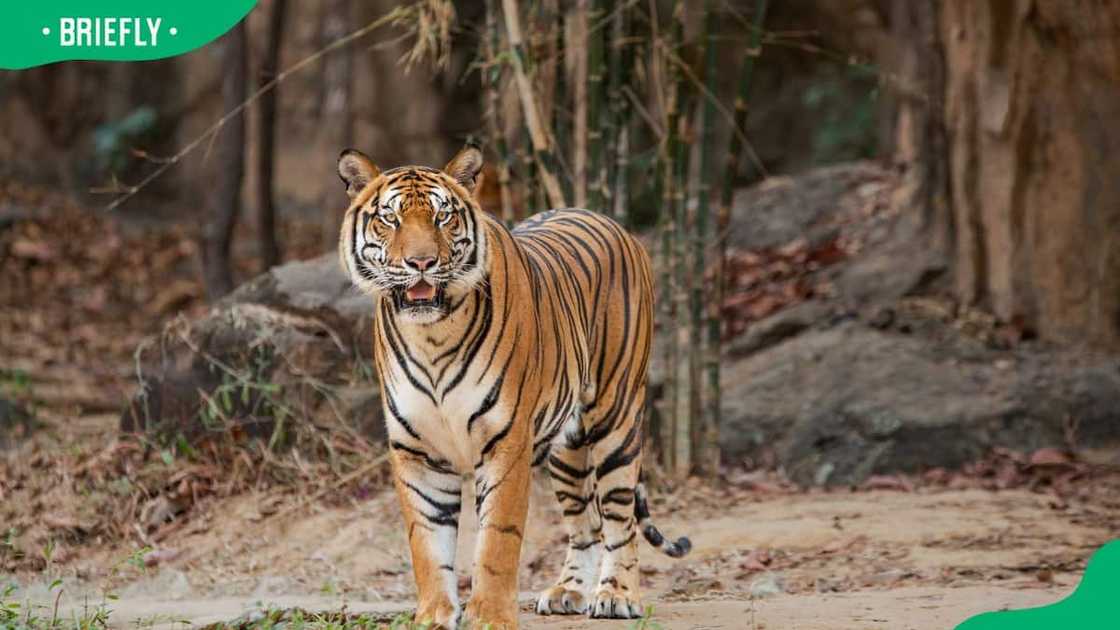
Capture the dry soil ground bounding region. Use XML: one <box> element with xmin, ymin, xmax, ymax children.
<box><xmin>11</xmin><ymin>471</ymin><xmax>1117</xmax><ymax>630</ymax></box>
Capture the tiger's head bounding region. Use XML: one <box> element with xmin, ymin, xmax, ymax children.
<box><xmin>337</xmin><ymin>145</ymin><xmax>487</xmax><ymax>324</ymax></box>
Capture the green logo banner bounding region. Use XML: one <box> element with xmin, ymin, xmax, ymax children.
<box><xmin>957</xmin><ymin>540</ymin><xmax>1119</xmax><ymax>629</ymax></box>
<box><xmin>0</xmin><ymin>1</ymin><xmax>258</xmax><ymax>69</ymax></box>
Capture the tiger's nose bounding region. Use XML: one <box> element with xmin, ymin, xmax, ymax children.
<box><xmin>404</xmin><ymin>255</ymin><xmax>437</xmax><ymax>272</ymax></box>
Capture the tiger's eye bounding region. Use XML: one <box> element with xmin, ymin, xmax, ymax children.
<box><xmin>377</xmin><ymin>205</ymin><xmax>398</xmax><ymax>227</ymax></box>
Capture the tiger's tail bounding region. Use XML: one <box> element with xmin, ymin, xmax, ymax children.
<box><xmin>634</xmin><ymin>482</ymin><xmax>692</xmax><ymax>558</ymax></box>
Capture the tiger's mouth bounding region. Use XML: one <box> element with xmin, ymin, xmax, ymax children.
<box><xmin>393</xmin><ymin>279</ymin><xmax>447</xmax><ymax>312</ymax></box>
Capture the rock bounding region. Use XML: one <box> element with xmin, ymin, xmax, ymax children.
<box><xmin>120</xmin><ymin>254</ymin><xmax>383</xmax><ymax>446</ymax></box>
<box><xmin>749</xmin><ymin>572</ymin><xmax>786</xmax><ymax>598</ymax></box>
<box><xmin>866</xmin><ymin>306</ymin><xmax>895</xmax><ymax>330</ymax></box>
<box><xmin>709</xmin><ymin>163</ymin><xmax>1120</xmax><ymax>484</ymax></box>
<box><xmin>725</xmin><ymin>300</ymin><xmax>835</xmax><ymax>359</ymax></box>
<box><xmin>726</xmin><ymin>162</ymin><xmax>891</xmax><ymax>252</ymax></box>
<box><xmin>828</xmin><ymin>214</ymin><xmax>947</xmax><ymax>307</ymax></box>
<box><xmin>725</xmin><ymin>159</ymin><xmax>945</xmax><ymax>311</ymax></box>
<box><xmin>815</xmin><ymin>576</ymin><xmax>846</xmax><ymax>593</ymax></box>
<box><xmin>865</xmin><ymin>568</ymin><xmax>910</xmax><ymax>586</ymax></box>
<box><xmin>720</xmin><ymin>322</ymin><xmax>1120</xmax><ymax>486</ymax></box>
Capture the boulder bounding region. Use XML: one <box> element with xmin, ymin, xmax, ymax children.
<box><xmin>726</xmin><ymin>161</ymin><xmax>891</xmax><ymax>252</ymax></box>
<box><xmin>720</xmin><ymin>320</ymin><xmax>1120</xmax><ymax>486</ymax></box>
<box><xmin>713</xmin><ymin>159</ymin><xmax>1120</xmax><ymax>485</ymax></box>
<box><xmin>120</xmin><ymin>255</ymin><xmax>384</xmax><ymax>446</ymax></box>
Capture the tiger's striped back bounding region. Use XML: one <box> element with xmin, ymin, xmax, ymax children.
<box><xmin>509</xmin><ymin>209</ymin><xmax>653</xmax><ymax>458</ymax></box>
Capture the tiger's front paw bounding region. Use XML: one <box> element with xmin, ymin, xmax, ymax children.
<box><xmin>414</xmin><ymin>600</ymin><xmax>460</xmax><ymax>630</ymax></box>
<box><xmin>535</xmin><ymin>584</ymin><xmax>589</xmax><ymax>615</ymax></box>
<box><xmin>589</xmin><ymin>585</ymin><xmax>643</xmax><ymax>619</ymax></box>
<box><xmin>464</xmin><ymin>598</ymin><xmax>518</xmax><ymax>629</ymax></box>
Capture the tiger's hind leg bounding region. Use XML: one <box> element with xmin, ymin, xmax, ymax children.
<box><xmin>587</xmin><ymin>409</ymin><xmax>645</xmax><ymax>619</ymax></box>
<box><xmin>535</xmin><ymin>440</ymin><xmax>602</xmax><ymax>615</ymax></box>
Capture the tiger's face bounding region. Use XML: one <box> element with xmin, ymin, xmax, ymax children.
<box><xmin>338</xmin><ymin>146</ymin><xmax>487</xmax><ymax>324</ymax></box>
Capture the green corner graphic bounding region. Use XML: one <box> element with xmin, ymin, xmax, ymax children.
<box><xmin>0</xmin><ymin>1</ymin><xmax>258</xmax><ymax>69</ymax></box>
<box><xmin>957</xmin><ymin>540</ymin><xmax>1119</xmax><ymax>629</ymax></box>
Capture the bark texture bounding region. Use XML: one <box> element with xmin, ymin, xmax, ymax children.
<box><xmin>939</xmin><ymin>0</ymin><xmax>1120</xmax><ymax>349</ymax></box>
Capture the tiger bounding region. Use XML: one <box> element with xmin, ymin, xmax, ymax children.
<box><xmin>337</xmin><ymin>144</ymin><xmax>690</xmax><ymax>630</ymax></box>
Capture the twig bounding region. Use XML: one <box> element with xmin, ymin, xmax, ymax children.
<box><xmin>51</xmin><ymin>588</ymin><xmax>63</xmax><ymax>627</ymax></box>
<box><xmin>622</xmin><ymin>85</ymin><xmax>664</xmax><ymax>139</ymax></box>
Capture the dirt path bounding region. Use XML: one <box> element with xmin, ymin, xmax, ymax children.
<box><xmin>52</xmin><ymin>585</ymin><xmax>1061</xmax><ymax>630</ymax></box>
<box><xmin>18</xmin><ymin>479</ymin><xmax>1114</xmax><ymax>629</ymax></box>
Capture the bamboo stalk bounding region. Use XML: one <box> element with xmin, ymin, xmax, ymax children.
<box><xmin>709</xmin><ymin>0</ymin><xmax>769</xmax><ymax>471</ymax></box>
<box><xmin>572</xmin><ymin>0</ymin><xmax>589</xmax><ymax>207</ymax></box>
<box><xmin>667</xmin><ymin>0</ymin><xmax>692</xmax><ymax>480</ymax></box>
<box><xmin>501</xmin><ymin>0</ymin><xmax>567</xmax><ymax>209</ymax></box>
<box><xmin>718</xmin><ymin>0</ymin><xmax>768</xmax><ymax>220</ymax></box>
<box><xmin>612</xmin><ymin>126</ymin><xmax>630</xmax><ymax>222</ymax></box>
<box><xmin>538</xmin><ymin>0</ymin><xmax>558</xmax><ymax>150</ymax></box>
<box><xmin>586</xmin><ymin>0</ymin><xmax>608</xmax><ymax>211</ymax></box>
<box><xmin>521</xmin><ymin>126</ymin><xmax>540</xmax><ymax>212</ymax></box>
<box><xmin>605</xmin><ymin>0</ymin><xmax>629</xmax><ymax>220</ymax></box>
<box><xmin>690</xmin><ymin>0</ymin><xmax>719</xmax><ymax>476</ymax></box>
<box><xmin>483</xmin><ymin>0</ymin><xmax>515</xmax><ymax>224</ymax></box>
<box><xmin>549</xmin><ymin>0</ymin><xmax>572</xmax><ymax>204</ymax></box>
<box><xmin>653</xmin><ymin>0</ymin><xmax>678</xmax><ymax>474</ymax></box>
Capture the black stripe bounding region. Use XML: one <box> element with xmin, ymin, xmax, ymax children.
<box><xmin>467</xmin><ymin>372</ymin><xmax>504</xmax><ymax>433</ymax></box>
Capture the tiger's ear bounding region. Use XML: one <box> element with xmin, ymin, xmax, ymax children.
<box><xmin>337</xmin><ymin>149</ymin><xmax>380</xmax><ymax>199</ymax></box>
<box><xmin>443</xmin><ymin>144</ymin><xmax>484</xmax><ymax>193</ymax></box>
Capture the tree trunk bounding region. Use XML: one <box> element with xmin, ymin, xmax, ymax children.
<box><xmin>202</xmin><ymin>20</ymin><xmax>247</xmax><ymax>301</ymax></box>
<box><xmin>320</xmin><ymin>0</ymin><xmax>354</xmax><ymax>250</ymax></box>
<box><xmin>256</xmin><ymin>0</ymin><xmax>287</xmax><ymax>271</ymax></box>
<box><xmin>897</xmin><ymin>1</ymin><xmax>1120</xmax><ymax>350</ymax></box>
<box><xmin>886</xmin><ymin>0</ymin><xmax>949</xmax><ymax>252</ymax></box>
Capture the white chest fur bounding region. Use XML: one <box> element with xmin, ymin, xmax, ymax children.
<box><xmin>378</xmin><ymin>306</ymin><xmax>507</xmax><ymax>473</ymax></box>
<box><xmin>384</xmin><ymin>369</ymin><xmax>501</xmax><ymax>472</ymax></box>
